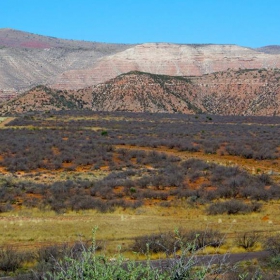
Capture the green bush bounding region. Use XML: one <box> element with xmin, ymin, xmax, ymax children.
<box><xmin>101</xmin><ymin>130</ymin><xmax>108</xmax><ymax>136</ymax></box>
<box><xmin>43</xmin><ymin>228</ymin><xmax>229</xmax><ymax>280</ymax></box>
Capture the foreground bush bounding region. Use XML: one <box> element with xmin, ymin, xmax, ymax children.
<box><xmin>33</xmin><ymin>228</ymin><xmax>234</xmax><ymax>279</ymax></box>
<box><xmin>131</xmin><ymin>229</ymin><xmax>224</xmax><ymax>256</ymax></box>
<box><xmin>1</xmin><ymin>228</ymin><xmax>278</xmax><ymax>279</ymax></box>
<box><xmin>0</xmin><ymin>246</ymin><xmax>26</xmax><ymax>272</ymax></box>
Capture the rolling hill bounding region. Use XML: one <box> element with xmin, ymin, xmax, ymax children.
<box><xmin>1</xmin><ymin>28</ymin><xmax>280</xmax><ymax>106</ymax></box>
<box><xmin>1</xmin><ymin>69</ymin><xmax>279</xmax><ymax>116</ymax></box>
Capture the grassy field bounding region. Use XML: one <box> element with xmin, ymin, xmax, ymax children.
<box><xmin>0</xmin><ymin>202</ymin><xmax>279</xmax><ymax>257</ymax></box>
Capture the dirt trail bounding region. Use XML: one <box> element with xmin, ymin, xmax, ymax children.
<box><xmin>0</xmin><ymin>117</ymin><xmax>15</xmax><ymax>127</ymax></box>
<box><xmin>115</xmin><ymin>145</ymin><xmax>280</xmax><ymax>181</ymax></box>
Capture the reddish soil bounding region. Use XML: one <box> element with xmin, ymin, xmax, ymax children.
<box><xmin>115</xmin><ymin>145</ymin><xmax>280</xmax><ymax>182</ymax></box>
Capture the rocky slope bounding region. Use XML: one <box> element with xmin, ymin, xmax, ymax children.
<box><xmin>0</xmin><ymin>29</ymin><xmax>133</xmax><ymax>98</ymax></box>
<box><xmin>190</xmin><ymin>68</ymin><xmax>280</xmax><ymax>115</ymax></box>
<box><xmin>1</xmin><ymin>69</ymin><xmax>279</xmax><ymax>116</ymax></box>
<box><xmin>0</xmin><ymin>28</ymin><xmax>130</xmax><ymax>50</ymax></box>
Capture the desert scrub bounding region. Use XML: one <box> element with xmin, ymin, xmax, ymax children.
<box><xmin>131</xmin><ymin>229</ymin><xmax>223</xmax><ymax>256</ymax></box>
<box><xmin>44</xmin><ymin>228</ymin><xmax>170</xmax><ymax>280</ymax></box>
<box><xmin>0</xmin><ymin>246</ymin><xmax>26</xmax><ymax>272</ymax></box>
<box><xmin>43</xmin><ymin>228</ymin><xmax>235</xmax><ymax>280</ymax></box>
<box><xmin>206</xmin><ymin>199</ymin><xmax>262</xmax><ymax>215</ymax></box>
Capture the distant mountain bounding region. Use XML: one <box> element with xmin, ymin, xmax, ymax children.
<box><xmin>1</xmin><ymin>69</ymin><xmax>279</xmax><ymax>116</ymax></box>
<box><xmin>1</xmin><ymin>29</ymin><xmax>280</xmax><ymax>104</ymax></box>
<box><xmin>0</xmin><ymin>29</ymin><xmax>133</xmax><ymax>97</ymax></box>
<box><xmin>255</xmin><ymin>45</ymin><xmax>280</xmax><ymax>54</ymax></box>
<box><xmin>0</xmin><ymin>28</ymin><xmax>132</xmax><ymax>50</ymax></box>
<box><xmin>51</xmin><ymin>43</ymin><xmax>280</xmax><ymax>90</ymax></box>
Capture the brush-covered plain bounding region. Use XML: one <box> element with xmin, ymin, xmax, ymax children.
<box><xmin>0</xmin><ymin>111</ymin><xmax>280</xmax><ymax>277</ymax></box>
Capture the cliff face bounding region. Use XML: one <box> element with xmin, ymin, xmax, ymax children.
<box><xmin>1</xmin><ymin>69</ymin><xmax>280</xmax><ymax>116</ymax></box>
<box><xmin>52</xmin><ymin>43</ymin><xmax>280</xmax><ymax>89</ymax></box>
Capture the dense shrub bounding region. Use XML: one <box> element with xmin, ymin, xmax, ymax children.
<box><xmin>264</xmin><ymin>234</ymin><xmax>280</xmax><ymax>256</ymax></box>
<box><xmin>207</xmin><ymin>200</ymin><xmax>262</xmax><ymax>215</ymax></box>
<box><xmin>0</xmin><ymin>246</ymin><xmax>26</xmax><ymax>272</ymax></box>
<box><xmin>0</xmin><ymin>111</ymin><xmax>279</xmax><ymax>214</ymax></box>
<box><xmin>132</xmin><ymin>231</ymin><xmax>177</xmax><ymax>255</ymax></box>
<box><xmin>131</xmin><ymin>228</ymin><xmax>223</xmax><ymax>255</ymax></box>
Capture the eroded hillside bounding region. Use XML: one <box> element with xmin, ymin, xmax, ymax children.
<box><xmin>1</xmin><ymin>69</ymin><xmax>279</xmax><ymax>116</ymax></box>
<box><xmin>1</xmin><ymin>29</ymin><xmax>280</xmax><ymax>103</ymax></box>
<box><xmin>52</xmin><ymin>43</ymin><xmax>280</xmax><ymax>90</ymax></box>
<box><xmin>0</xmin><ymin>29</ymin><xmax>133</xmax><ymax>97</ymax></box>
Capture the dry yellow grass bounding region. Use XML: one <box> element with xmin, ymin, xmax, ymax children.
<box><xmin>1</xmin><ymin>201</ymin><xmax>280</xmax><ymax>255</ymax></box>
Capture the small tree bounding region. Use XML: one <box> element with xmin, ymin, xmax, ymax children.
<box><xmin>235</xmin><ymin>231</ymin><xmax>260</xmax><ymax>250</ymax></box>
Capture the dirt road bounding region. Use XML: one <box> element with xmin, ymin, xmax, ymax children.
<box><xmin>149</xmin><ymin>250</ymin><xmax>270</xmax><ymax>269</ymax></box>
<box><xmin>0</xmin><ymin>117</ymin><xmax>14</xmax><ymax>127</ymax></box>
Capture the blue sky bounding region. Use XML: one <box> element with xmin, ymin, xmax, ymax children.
<box><xmin>0</xmin><ymin>0</ymin><xmax>279</xmax><ymax>47</ymax></box>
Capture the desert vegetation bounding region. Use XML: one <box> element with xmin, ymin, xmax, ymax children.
<box><xmin>0</xmin><ymin>112</ymin><xmax>279</xmax><ymax>213</ymax></box>
<box><xmin>0</xmin><ymin>228</ymin><xmax>279</xmax><ymax>279</ymax></box>
<box><xmin>0</xmin><ymin>110</ymin><xmax>279</xmax><ymax>277</ymax></box>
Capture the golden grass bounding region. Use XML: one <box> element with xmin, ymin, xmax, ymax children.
<box><xmin>1</xmin><ymin>201</ymin><xmax>280</xmax><ymax>255</ymax></box>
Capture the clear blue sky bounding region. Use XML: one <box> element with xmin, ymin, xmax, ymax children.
<box><xmin>0</xmin><ymin>0</ymin><xmax>279</xmax><ymax>47</ymax></box>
